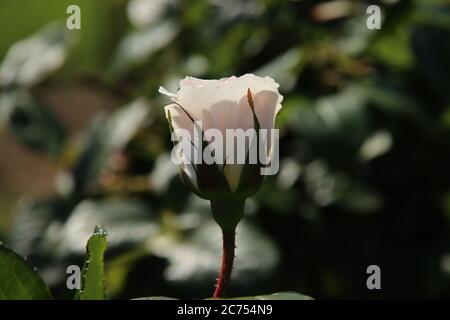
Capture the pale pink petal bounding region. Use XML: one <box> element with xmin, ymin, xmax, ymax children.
<box><xmin>162</xmin><ymin>74</ymin><xmax>284</xmax><ymax>193</ymax></box>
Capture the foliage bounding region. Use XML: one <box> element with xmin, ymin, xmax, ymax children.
<box><xmin>0</xmin><ymin>244</ymin><xmax>52</xmax><ymax>299</ymax></box>
<box><xmin>75</xmin><ymin>225</ymin><xmax>108</xmax><ymax>300</ymax></box>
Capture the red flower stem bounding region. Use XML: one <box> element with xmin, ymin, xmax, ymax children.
<box><xmin>210</xmin><ymin>198</ymin><xmax>244</xmax><ymax>299</ymax></box>
<box><xmin>213</xmin><ymin>227</ymin><xmax>236</xmax><ymax>298</ymax></box>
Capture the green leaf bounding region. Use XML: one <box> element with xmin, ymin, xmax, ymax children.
<box><xmin>228</xmin><ymin>292</ymin><xmax>313</xmax><ymax>300</ymax></box>
<box><xmin>0</xmin><ymin>244</ymin><xmax>52</xmax><ymax>300</ymax></box>
<box><xmin>9</xmin><ymin>198</ymin><xmax>157</xmax><ymax>290</ymax></box>
<box><xmin>76</xmin><ymin>226</ymin><xmax>108</xmax><ymax>300</ymax></box>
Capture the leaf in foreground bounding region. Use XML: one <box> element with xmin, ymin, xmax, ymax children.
<box><xmin>75</xmin><ymin>225</ymin><xmax>108</xmax><ymax>300</ymax></box>
<box><xmin>0</xmin><ymin>244</ymin><xmax>52</xmax><ymax>300</ymax></box>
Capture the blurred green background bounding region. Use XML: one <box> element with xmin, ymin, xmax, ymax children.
<box><xmin>1</xmin><ymin>0</ymin><xmax>450</xmax><ymax>299</ymax></box>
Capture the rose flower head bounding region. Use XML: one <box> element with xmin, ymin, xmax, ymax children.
<box><xmin>159</xmin><ymin>74</ymin><xmax>283</xmax><ymax>201</ymax></box>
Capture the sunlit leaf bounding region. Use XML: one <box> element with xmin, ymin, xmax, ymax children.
<box><xmin>0</xmin><ymin>22</ymin><xmax>74</xmax><ymax>88</ymax></box>
<box><xmin>110</xmin><ymin>20</ymin><xmax>178</xmax><ymax>75</ymax></box>
<box><xmin>75</xmin><ymin>225</ymin><xmax>108</xmax><ymax>300</ymax></box>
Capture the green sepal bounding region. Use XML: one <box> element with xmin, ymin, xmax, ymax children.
<box><xmin>171</xmin><ymin>102</ymin><xmax>231</xmax><ymax>199</ymax></box>
<box><xmin>75</xmin><ymin>225</ymin><xmax>108</xmax><ymax>300</ymax></box>
<box><xmin>234</xmin><ymin>89</ymin><xmax>265</xmax><ymax>197</ymax></box>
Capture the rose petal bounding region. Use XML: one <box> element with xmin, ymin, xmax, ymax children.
<box><xmin>162</xmin><ymin>74</ymin><xmax>283</xmax><ymax>194</ymax></box>
<box><xmin>159</xmin><ymin>86</ymin><xmax>177</xmax><ymax>98</ymax></box>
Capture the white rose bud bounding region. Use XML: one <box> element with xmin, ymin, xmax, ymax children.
<box><xmin>160</xmin><ymin>74</ymin><xmax>283</xmax><ymax>297</ymax></box>
<box><xmin>160</xmin><ymin>74</ymin><xmax>283</xmax><ymax>201</ymax></box>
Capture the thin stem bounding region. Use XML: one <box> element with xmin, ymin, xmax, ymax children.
<box><xmin>213</xmin><ymin>227</ymin><xmax>236</xmax><ymax>298</ymax></box>
<box><xmin>210</xmin><ymin>198</ymin><xmax>244</xmax><ymax>298</ymax></box>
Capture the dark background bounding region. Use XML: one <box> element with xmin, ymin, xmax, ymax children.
<box><xmin>1</xmin><ymin>0</ymin><xmax>450</xmax><ymax>299</ymax></box>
